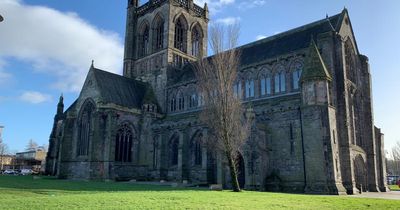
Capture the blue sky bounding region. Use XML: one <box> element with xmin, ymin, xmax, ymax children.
<box><xmin>0</xmin><ymin>0</ymin><xmax>399</xmax><ymax>153</ymax></box>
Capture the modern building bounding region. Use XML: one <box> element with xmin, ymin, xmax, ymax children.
<box><xmin>16</xmin><ymin>149</ymin><xmax>46</xmax><ymax>171</ymax></box>
<box><xmin>46</xmin><ymin>0</ymin><xmax>388</xmax><ymax>194</ymax></box>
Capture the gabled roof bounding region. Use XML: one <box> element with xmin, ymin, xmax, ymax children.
<box><xmin>170</xmin><ymin>10</ymin><xmax>346</xmax><ymax>84</ymax></box>
<box><xmin>300</xmin><ymin>39</ymin><xmax>332</xmax><ymax>82</ymax></box>
<box><xmin>90</xmin><ymin>67</ymin><xmax>150</xmax><ymax>109</ymax></box>
<box><xmin>239</xmin><ymin>12</ymin><xmax>342</xmax><ymax>66</ymax></box>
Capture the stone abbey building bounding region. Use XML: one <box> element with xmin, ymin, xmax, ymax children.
<box><xmin>46</xmin><ymin>0</ymin><xmax>388</xmax><ymax>194</ymax></box>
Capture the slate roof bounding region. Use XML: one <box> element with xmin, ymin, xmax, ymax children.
<box><xmin>171</xmin><ymin>10</ymin><xmax>345</xmax><ymax>84</ymax></box>
<box><xmin>300</xmin><ymin>39</ymin><xmax>332</xmax><ymax>82</ymax></box>
<box><xmin>91</xmin><ymin>67</ymin><xmax>153</xmax><ymax>109</ymax></box>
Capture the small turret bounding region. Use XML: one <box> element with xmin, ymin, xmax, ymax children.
<box><xmin>188</xmin><ymin>0</ymin><xmax>194</xmax><ymax>9</ymax></box>
<box><xmin>57</xmin><ymin>94</ymin><xmax>64</xmax><ymax>117</ymax></box>
<box><xmin>128</xmin><ymin>0</ymin><xmax>139</xmax><ymax>8</ymax></box>
<box><xmin>204</xmin><ymin>3</ymin><xmax>209</xmax><ymax>19</ymax></box>
<box><xmin>301</xmin><ymin>39</ymin><xmax>332</xmax><ymax>105</ymax></box>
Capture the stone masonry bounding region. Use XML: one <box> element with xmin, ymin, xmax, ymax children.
<box><xmin>46</xmin><ymin>1</ymin><xmax>388</xmax><ymax>195</ymax></box>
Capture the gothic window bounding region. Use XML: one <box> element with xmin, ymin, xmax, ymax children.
<box><xmin>138</xmin><ymin>24</ymin><xmax>149</xmax><ymax>57</ymax></box>
<box><xmin>189</xmin><ymin>93</ymin><xmax>197</xmax><ymax>108</ymax></box>
<box><xmin>260</xmin><ymin>77</ymin><xmax>271</xmax><ymax>96</ymax></box>
<box><xmin>169</xmin><ymin>134</ymin><xmax>179</xmax><ymax>166</ymax></box>
<box><xmin>178</xmin><ymin>92</ymin><xmax>185</xmax><ymax>111</ymax></box>
<box><xmin>274</xmin><ymin>68</ymin><xmax>286</xmax><ymax>93</ymax></box>
<box><xmin>292</xmin><ymin>62</ymin><xmax>303</xmax><ymax>90</ymax></box>
<box><xmin>174</xmin><ymin>16</ymin><xmax>187</xmax><ymax>53</ymax></box>
<box><xmin>191</xmin><ymin>26</ymin><xmax>202</xmax><ymax>58</ymax></box>
<box><xmin>153</xmin><ymin>17</ymin><xmax>164</xmax><ymax>51</ymax></box>
<box><xmin>245</xmin><ymin>79</ymin><xmax>255</xmax><ymax>98</ymax></box>
<box><xmin>345</xmin><ymin>39</ymin><xmax>356</xmax><ymax>82</ymax></box>
<box><xmin>114</xmin><ymin>124</ymin><xmax>133</xmax><ymax>162</ymax></box>
<box><xmin>233</xmin><ymin>81</ymin><xmax>242</xmax><ymax>98</ymax></box>
<box><xmin>170</xmin><ymin>97</ymin><xmax>177</xmax><ymax>112</ymax></box>
<box><xmin>77</xmin><ymin>101</ymin><xmax>94</xmax><ymax>156</ymax></box>
<box><xmin>191</xmin><ymin>133</ymin><xmax>203</xmax><ymax>166</ymax></box>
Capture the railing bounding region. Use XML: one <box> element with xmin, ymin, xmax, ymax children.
<box><xmin>174</xmin><ymin>0</ymin><xmax>188</xmax><ymax>8</ymax></box>
<box><xmin>193</xmin><ymin>4</ymin><xmax>205</xmax><ymax>17</ymax></box>
<box><xmin>136</xmin><ymin>1</ymin><xmax>152</xmax><ymax>15</ymax></box>
<box><xmin>136</xmin><ymin>0</ymin><xmax>205</xmax><ymax>17</ymax></box>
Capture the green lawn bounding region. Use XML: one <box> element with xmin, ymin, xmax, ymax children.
<box><xmin>389</xmin><ymin>185</ymin><xmax>400</xmax><ymax>191</ymax></box>
<box><xmin>0</xmin><ymin>176</ymin><xmax>399</xmax><ymax>210</ymax></box>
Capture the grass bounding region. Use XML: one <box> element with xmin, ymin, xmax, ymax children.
<box><xmin>389</xmin><ymin>185</ymin><xmax>400</xmax><ymax>191</ymax></box>
<box><xmin>0</xmin><ymin>176</ymin><xmax>399</xmax><ymax>210</ymax></box>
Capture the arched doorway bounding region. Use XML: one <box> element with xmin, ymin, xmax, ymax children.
<box><xmin>236</xmin><ymin>153</ymin><xmax>246</xmax><ymax>189</ymax></box>
<box><xmin>354</xmin><ymin>155</ymin><xmax>367</xmax><ymax>192</ymax></box>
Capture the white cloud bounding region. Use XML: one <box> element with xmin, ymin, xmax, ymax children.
<box><xmin>214</xmin><ymin>17</ymin><xmax>241</xmax><ymax>26</ymax></box>
<box><xmin>0</xmin><ymin>0</ymin><xmax>124</xmax><ymax>92</ymax></box>
<box><xmin>238</xmin><ymin>0</ymin><xmax>267</xmax><ymax>10</ymax></box>
<box><xmin>19</xmin><ymin>91</ymin><xmax>52</xmax><ymax>104</ymax></box>
<box><xmin>256</xmin><ymin>35</ymin><xmax>267</xmax><ymax>40</ymax></box>
<box><xmin>194</xmin><ymin>0</ymin><xmax>235</xmax><ymax>14</ymax></box>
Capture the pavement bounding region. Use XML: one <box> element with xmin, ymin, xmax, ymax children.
<box><xmin>352</xmin><ymin>191</ymin><xmax>400</xmax><ymax>200</ymax></box>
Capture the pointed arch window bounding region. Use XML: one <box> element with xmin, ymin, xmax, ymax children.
<box><xmin>178</xmin><ymin>92</ymin><xmax>185</xmax><ymax>111</ymax></box>
<box><xmin>77</xmin><ymin>102</ymin><xmax>94</xmax><ymax>156</ymax></box>
<box><xmin>233</xmin><ymin>81</ymin><xmax>242</xmax><ymax>98</ymax></box>
<box><xmin>170</xmin><ymin>97</ymin><xmax>177</xmax><ymax>112</ymax></box>
<box><xmin>191</xmin><ymin>133</ymin><xmax>203</xmax><ymax>166</ymax></box>
<box><xmin>115</xmin><ymin>124</ymin><xmax>133</xmax><ymax>162</ymax></box>
<box><xmin>138</xmin><ymin>24</ymin><xmax>149</xmax><ymax>57</ymax></box>
<box><xmin>260</xmin><ymin>76</ymin><xmax>272</xmax><ymax>96</ymax></box>
<box><xmin>245</xmin><ymin>79</ymin><xmax>255</xmax><ymax>98</ymax></box>
<box><xmin>170</xmin><ymin>135</ymin><xmax>179</xmax><ymax>166</ymax></box>
<box><xmin>274</xmin><ymin>69</ymin><xmax>286</xmax><ymax>93</ymax></box>
<box><xmin>191</xmin><ymin>26</ymin><xmax>202</xmax><ymax>58</ymax></box>
<box><xmin>153</xmin><ymin>18</ymin><xmax>164</xmax><ymax>51</ymax></box>
<box><xmin>292</xmin><ymin>62</ymin><xmax>303</xmax><ymax>90</ymax></box>
<box><xmin>174</xmin><ymin>17</ymin><xmax>187</xmax><ymax>53</ymax></box>
<box><xmin>345</xmin><ymin>39</ymin><xmax>356</xmax><ymax>82</ymax></box>
<box><xmin>189</xmin><ymin>93</ymin><xmax>197</xmax><ymax>108</ymax></box>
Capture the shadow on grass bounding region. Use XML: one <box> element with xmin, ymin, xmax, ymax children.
<box><xmin>0</xmin><ymin>175</ymin><xmax>206</xmax><ymax>192</ymax></box>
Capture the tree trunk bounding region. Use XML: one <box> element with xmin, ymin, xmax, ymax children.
<box><xmin>226</xmin><ymin>152</ymin><xmax>241</xmax><ymax>192</ymax></box>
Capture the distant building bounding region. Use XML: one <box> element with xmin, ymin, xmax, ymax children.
<box><xmin>16</xmin><ymin>149</ymin><xmax>46</xmax><ymax>171</ymax></box>
<box><xmin>0</xmin><ymin>155</ymin><xmax>15</xmax><ymax>170</ymax></box>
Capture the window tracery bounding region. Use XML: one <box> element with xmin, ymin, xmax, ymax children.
<box><xmin>115</xmin><ymin>123</ymin><xmax>134</xmax><ymax>162</ymax></box>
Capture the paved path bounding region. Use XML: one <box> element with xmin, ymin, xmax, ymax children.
<box><xmin>352</xmin><ymin>191</ymin><xmax>400</xmax><ymax>200</ymax></box>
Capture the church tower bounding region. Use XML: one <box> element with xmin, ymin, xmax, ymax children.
<box><xmin>123</xmin><ymin>0</ymin><xmax>209</xmax><ymax>112</ymax></box>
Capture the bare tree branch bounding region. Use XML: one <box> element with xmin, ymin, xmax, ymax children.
<box><xmin>194</xmin><ymin>23</ymin><xmax>251</xmax><ymax>192</ymax></box>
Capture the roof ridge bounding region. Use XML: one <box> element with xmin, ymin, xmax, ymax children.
<box><xmin>239</xmin><ymin>12</ymin><xmax>342</xmax><ymax>50</ymax></box>
<box><xmin>91</xmin><ymin>67</ymin><xmax>149</xmax><ymax>86</ymax></box>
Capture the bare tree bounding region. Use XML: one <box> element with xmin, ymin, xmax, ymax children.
<box><xmin>26</xmin><ymin>139</ymin><xmax>38</xmax><ymax>151</ymax></box>
<box><xmin>194</xmin><ymin>23</ymin><xmax>251</xmax><ymax>192</ymax></box>
<box><xmin>391</xmin><ymin>141</ymin><xmax>400</xmax><ymax>176</ymax></box>
<box><xmin>38</xmin><ymin>144</ymin><xmax>49</xmax><ymax>153</ymax></box>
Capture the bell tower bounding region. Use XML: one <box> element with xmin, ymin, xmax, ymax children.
<box><xmin>123</xmin><ymin>0</ymin><xmax>208</xmax><ymax>112</ymax></box>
